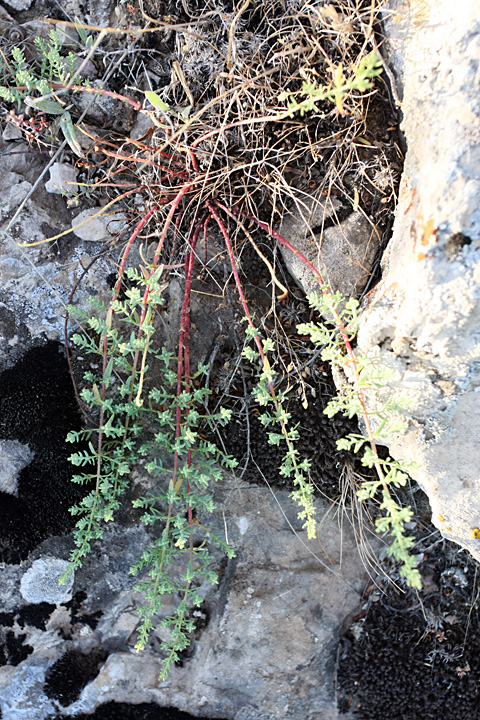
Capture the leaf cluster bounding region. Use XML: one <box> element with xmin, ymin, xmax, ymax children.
<box><xmin>63</xmin><ymin>267</ymin><xmax>237</xmax><ymax>677</ymax></box>
<box><xmin>279</xmin><ymin>50</ymin><xmax>383</xmax><ymax>116</ymax></box>
<box><xmin>0</xmin><ymin>27</ymin><xmax>90</xmax><ymax>154</ymax></box>
<box><xmin>298</xmin><ymin>290</ymin><xmax>422</xmax><ymax>589</ymax></box>
<box><xmin>242</xmin><ymin>338</ymin><xmax>316</xmax><ymax>538</ymax></box>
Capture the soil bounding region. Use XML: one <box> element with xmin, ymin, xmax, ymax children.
<box><xmin>337</xmin><ymin>522</ymin><xmax>480</xmax><ymax>719</ymax></box>
<box><xmin>0</xmin><ymin>341</ymin><xmax>92</xmax><ymax>564</ymax></box>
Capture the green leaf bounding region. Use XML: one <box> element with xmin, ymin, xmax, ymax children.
<box><xmin>145</xmin><ymin>91</ymin><xmax>172</xmax><ymax>114</ymax></box>
<box><xmin>26</xmin><ymin>96</ymin><xmax>65</xmax><ymax>115</ymax></box>
<box><xmin>75</xmin><ymin>17</ymin><xmax>88</xmax><ymax>44</ymax></box>
<box><xmin>60</xmin><ymin>111</ymin><xmax>83</xmax><ymax>157</ymax></box>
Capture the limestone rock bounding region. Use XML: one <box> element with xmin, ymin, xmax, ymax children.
<box><xmin>2</xmin><ymin>122</ymin><xmax>23</xmax><ymax>141</ymax></box>
<box><xmin>3</xmin><ymin>0</ymin><xmax>33</xmax><ymax>10</ymax></box>
<box><xmin>348</xmin><ymin>0</ymin><xmax>480</xmax><ymax>560</ymax></box>
<box><xmin>278</xmin><ymin>194</ymin><xmax>379</xmax><ymax>298</ymax></box>
<box><xmin>0</xmin><ymin>439</ymin><xmax>34</xmax><ymax>495</ymax></box>
<box><xmin>20</xmin><ymin>557</ymin><xmax>74</xmax><ymax>604</ymax></box>
<box><xmin>75</xmin><ymin>80</ymin><xmax>136</xmax><ymax>134</ymax></box>
<box><xmin>71</xmin><ymin>208</ymin><xmax>127</xmax><ymax>242</ymax></box>
<box><xmin>0</xmin><ymin>137</ymin><xmax>119</xmax><ymax>353</ymax></box>
<box><xmin>45</xmin><ymin>163</ymin><xmax>78</xmax><ymax>196</ymax></box>
<box><xmin>130</xmin><ymin>112</ymin><xmax>155</xmax><ymax>141</ymax></box>
<box><xmin>0</xmin><ymin>483</ymin><xmax>374</xmax><ymax>720</ymax></box>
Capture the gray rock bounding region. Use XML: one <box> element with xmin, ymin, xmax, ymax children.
<box><xmin>2</xmin><ymin>0</ymin><xmax>33</xmax><ymax>10</ymax></box>
<box><xmin>72</xmin><ymin>208</ymin><xmax>128</xmax><ymax>241</ymax></box>
<box><xmin>75</xmin><ymin>80</ymin><xmax>136</xmax><ymax>134</ymax></box>
<box><xmin>2</xmin><ymin>122</ymin><xmax>23</xmax><ymax>141</ymax></box>
<box><xmin>278</xmin><ymin>193</ymin><xmax>379</xmax><ymax>298</ymax></box>
<box><xmin>0</xmin><ymin>479</ymin><xmax>375</xmax><ymax>720</ymax></box>
<box><xmin>45</xmin><ymin>162</ymin><xmax>78</xmax><ymax>196</ymax></box>
<box><xmin>130</xmin><ymin>112</ymin><xmax>155</xmax><ymax>141</ymax></box>
<box><xmin>65</xmin><ymin>484</ymin><xmax>374</xmax><ymax>719</ymax></box>
<box><xmin>0</xmin><ymin>139</ymin><xmax>116</xmax><ymax>346</ymax></box>
<box><xmin>0</xmin><ymin>439</ymin><xmax>34</xmax><ymax>495</ymax></box>
<box><xmin>20</xmin><ymin>557</ymin><xmax>74</xmax><ymax>604</ymax></box>
<box><xmin>0</xmin><ymin>662</ymin><xmax>56</xmax><ymax>720</ymax></box>
<box><xmin>0</xmin><ymin>3</ymin><xmax>14</xmax><ymax>24</ymax></box>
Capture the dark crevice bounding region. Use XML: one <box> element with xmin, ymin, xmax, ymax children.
<box><xmin>0</xmin><ymin>341</ymin><xmax>92</xmax><ymax>563</ymax></box>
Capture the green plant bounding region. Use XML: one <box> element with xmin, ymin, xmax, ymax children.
<box><xmin>5</xmin><ymin>8</ymin><xmax>417</xmax><ymax>677</ymax></box>
<box><xmin>242</xmin><ymin>328</ymin><xmax>316</xmax><ymax>537</ymax></box>
<box><xmin>296</xmin><ymin>289</ymin><xmax>422</xmax><ymax>588</ymax></box>
<box><xmin>0</xmin><ymin>28</ymin><xmax>83</xmax><ymax>152</ymax></box>
<box><xmin>62</xmin><ymin>265</ymin><xmax>237</xmax><ymax>679</ymax></box>
<box><xmin>279</xmin><ymin>50</ymin><xmax>382</xmax><ymax>116</ymax></box>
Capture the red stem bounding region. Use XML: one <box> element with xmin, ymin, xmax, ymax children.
<box><xmin>207</xmin><ymin>202</ymin><xmax>268</xmax><ymax>368</ymax></box>
<box><xmin>172</xmin><ymin>220</ymin><xmax>203</xmax><ymax>549</ymax></box>
<box><xmin>95</xmin><ymin>146</ymin><xmax>189</xmax><ymax>178</ymax></box>
<box><xmin>235</xmin><ymin>207</ymin><xmax>379</xmax><ymax>453</ymax></box>
<box><xmin>50</xmin><ymin>82</ymin><xmax>144</xmax><ymax>111</ymax></box>
<box><xmin>151</xmin><ymin>181</ymin><xmax>198</xmax><ymax>267</ymax></box>
<box><xmin>113</xmin><ymin>205</ymin><xmax>159</xmax><ymax>300</ymax></box>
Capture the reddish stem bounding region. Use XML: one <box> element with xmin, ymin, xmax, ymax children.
<box><xmin>113</xmin><ymin>205</ymin><xmax>159</xmax><ymax>300</ymax></box>
<box><xmin>50</xmin><ymin>82</ymin><xmax>144</xmax><ymax>111</ymax></box>
<box><xmin>94</xmin><ymin>146</ymin><xmax>189</xmax><ymax>178</ymax></box>
<box><xmin>235</xmin><ymin>207</ymin><xmax>380</xmax><ymax>457</ymax></box>
<box><xmin>172</xmin><ymin>220</ymin><xmax>203</xmax><ymax>550</ymax></box>
<box><xmin>207</xmin><ymin>202</ymin><xmax>268</xmax><ymax>368</ymax></box>
<box><xmin>151</xmin><ymin>181</ymin><xmax>198</xmax><ymax>267</ymax></box>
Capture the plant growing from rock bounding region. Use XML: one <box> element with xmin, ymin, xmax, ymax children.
<box><xmin>296</xmin><ymin>291</ymin><xmax>422</xmax><ymax>588</ymax></box>
<box><xmin>62</xmin><ymin>265</ymin><xmax>236</xmax><ymax>679</ymax></box>
<box><xmin>4</xmin><ymin>4</ymin><xmax>419</xmax><ymax>674</ymax></box>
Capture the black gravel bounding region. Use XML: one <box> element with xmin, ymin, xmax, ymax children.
<box><xmin>0</xmin><ymin>341</ymin><xmax>92</xmax><ymax>563</ymax></box>
<box><xmin>337</xmin><ymin>532</ymin><xmax>480</xmax><ymax>719</ymax></box>
<box><xmin>211</xmin><ymin>366</ymin><xmax>370</xmax><ymax>500</ymax></box>
<box><xmin>45</xmin><ymin>649</ymin><xmax>108</xmax><ymax>707</ymax></box>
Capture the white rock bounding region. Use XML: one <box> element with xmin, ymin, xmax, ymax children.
<box><xmin>20</xmin><ymin>558</ymin><xmax>74</xmax><ymax>604</ymax></box>
<box><xmin>2</xmin><ymin>0</ymin><xmax>33</xmax><ymax>9</ymax></box>
<box><xmin>0</xmin><ymin>440</ymin><xmax>34</xmax><ymax>495</ymax></box>
<box><xmin>45</xmin><ymin>162</ymin><xmax>78</xmax><ymax>196</ymax></box>
<box><xmin>71</xmin><ymin>208</ymin><xmax>127</xmax><ymax>242</ymax></box>
<box><xmin>349</xmin><ymin>0</ymin><xmax>480</xmax><ymax>560</ymax></box>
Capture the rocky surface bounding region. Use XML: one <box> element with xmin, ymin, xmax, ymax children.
<box><xmin>0</xmin><ymin>439</ymin><xmax>33</xmax><ymax>495</ymax></box>
<box><xmin>0</xmin><ymin>481</ymin><xmax>372</xmax><ymax>720</ymax></box>
<box><xmin>278</xmin><ymin>194</ymin><xmax>380</xmax><ymax>299</ymax></box>
<box><xmin>20</xmin><ymin>558</ymin><xmax>74</xmax><ymax>605</ymax></box>
<box><xmin>339</xmin><ymin>0</ymin><xmax>480</xmax><ymax>561</ymax></box>
<box><xmin>0</xmin><ymin>0</ymin><xmax>479</xmax><ymax>718</ymax></box>
<box><xmin>0</xmin><ymin>137</ymin><xmax>116</xmax><ymax>367</ymax></box>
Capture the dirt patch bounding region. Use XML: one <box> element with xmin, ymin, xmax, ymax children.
<box><xmin>337</xmin><ymin>524</ymin><xmax>480</xmax><ymax>719</ymax></box>
<box><xmin>0</xmin><ymin>341</ymin><xmax>92</xmax><ymax>563</ymax></box>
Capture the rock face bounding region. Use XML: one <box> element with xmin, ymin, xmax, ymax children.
<box><xmin>20</xmin><ymin>558</ymin><xmax>74</xmax><ymax>605</ymax></box>
<box><xmin>0</xmin><ymin>139</ymin><xmax>115</xmax><ymax>366</ymax></box>
<box><xmin>0</xmin><ymin>439</ymin><xmax>33</xmax><ymax>495</ymax></box>
<box><xmin>278</xmin><ymin>194</ymin><xmax>380</xmax><ymax>299</ymax></box>
<box><xmin>347</xmin><ymin>0</ymin><xmax>480</xmax><ymax>559</ymax></box>
<box><xmin>0</xmin><ymin>484</ymin><xmax>370</xmax><ymax>720</ymax></box>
